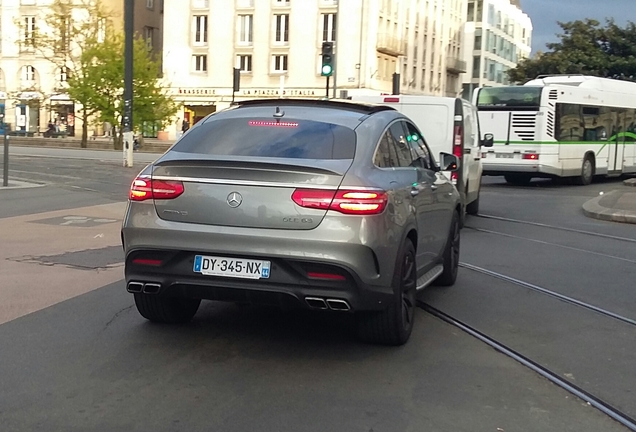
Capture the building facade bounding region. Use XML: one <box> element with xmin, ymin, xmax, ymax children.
<box><xmin>162</xmin><ymin>0</ymin><xmax>469</xmax><ymax>140</ymax></box>
<box><xmin>461</xmin><ymin>0</ymin><xmax>532</xmax><ymax>100</ymax></box>
<box><xmin>0</xmin><ymin>0</ymin><xmax>162</xmax><ymax>137</ymax></box>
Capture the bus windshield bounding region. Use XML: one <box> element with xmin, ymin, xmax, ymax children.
<box><xmin>476</xmin><ymin>87</ymin><xmax>542</xmax><ymax>110</ymax></box>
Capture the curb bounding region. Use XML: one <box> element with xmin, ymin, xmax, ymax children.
<box><xmin>582</xmin><ymin>190</ymin><xmax>636</xmax><ymax>224</ymax></box>
<box><xmin>0</xmin><ymin>178</ymin><xmax>47</xmax><ymax>191</ymax></box>
<box><xmin>624</xmin><ymin>178</ymin><xmax>636</xmax><ymax>187</ymax></box>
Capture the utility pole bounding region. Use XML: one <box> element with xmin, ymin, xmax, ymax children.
<box><xmin>122</xmin><ymin>0</ymin><xmax>134</xmax><ymax>167</ymax></box>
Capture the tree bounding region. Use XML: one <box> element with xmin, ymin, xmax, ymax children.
<box><xmin>29</xmin><ymin>0</ymin><xmax>177</xmax><ymax>148</ymax></box>
<box><xmin>90</xmin><ymin>36</ymin><xmax>178</xmax><ymax>149</ymax></box>
<box><xmin>29</xmin><ymin>0</ymin><xmax>113</xmax><ymax>147</ymax></box>
<box><xmin>508</xmin><ymin>19</ymin><xmax>636</xmax><ymax>84</ymax></box>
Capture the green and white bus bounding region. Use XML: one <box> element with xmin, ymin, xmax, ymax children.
<box><xmin>473</xmin><ymin>75</ymin><xmax>636</xmax><ymax>185</ymax></box>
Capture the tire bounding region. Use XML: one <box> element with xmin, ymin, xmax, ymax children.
<box><xmin>572</xmin><ymin>155</ymin><xmax>594</xmax><ymax>186</ymax></box>
<box><xmin>356</xmin><ymin>240</ymin><xmax>417</xmax><ymax>346</ymax></box>
<box><xmin>434</xmin><ymin>211</ymin><xmax>460</xmax><ymax>287</ymax></box>
<box><xmin>466</xmin><ymin>186</ymin><xmax>480</xmax><ymax>216</ymax></box>
<box><xmin>134</xmin><ymin>293</ymin><xmax>201</xmax><ymax>324</ymax></box>
<box><xmin>504</xmin><ymin>174</ymin><xmax>532</xmax><ymax>186</ymax></box>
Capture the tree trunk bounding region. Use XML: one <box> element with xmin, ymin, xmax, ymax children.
<box><xmin>81</xmin><ymin>108</ymin><xmax>88</xmax><ymax>148</ymax></box>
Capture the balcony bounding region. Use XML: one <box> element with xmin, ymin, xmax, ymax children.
<box><xmin>446</xmin><ymin>57</ymin><xmax>467</xmax><ymax>74</ymax></box>
<box><xmin>376</xmin><ymin>33</ymin><xmax>405</xmax><ymax>57</ymax></box>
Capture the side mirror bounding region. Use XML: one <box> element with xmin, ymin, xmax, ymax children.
<box><xmin>482</xmin><ymin>133</ymin><xmax>494</xmax><ymax>148</ymax></box>
<box><xmin>439</xmin><ymin>152</ymin><xmax>460</xmax><ymax>172</ymax></box>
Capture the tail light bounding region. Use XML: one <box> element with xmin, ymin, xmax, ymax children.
<box><xmin>450</xmin><ymin>125</ymin><xmax>463</xmax><ymax>183</ymax></box>
<box><xmin>129</xmin><ymin>177</ymin><xmax>184</xmax><ymax>201</ymax></box>
<box><xmin>522</xmin><ymin>153</ymin><xmax>539</xmax><ymax>160</ymax></box>
<box><xmin>292</xmin><ymin>189</ymin><xmax>388</xmax><ymax>215</ymax></box>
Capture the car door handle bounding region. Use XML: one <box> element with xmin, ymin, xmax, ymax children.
<box><xmin>410</xmin><ymin>188</ymin><xmax>419</xmax><ymax>197</ymax></box>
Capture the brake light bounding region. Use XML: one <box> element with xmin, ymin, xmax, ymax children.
<box><xmin>248</xmin><ymin>120</ymin><xmax>299</xmax><ymax>128</ymax></box>
<box><xmin>132</xmin><ymin>258</ymin><xmax>163</xmax><ymax>266</ymax></box>
<box><xmin>450</xmin><ymin>125</ymin><xmax>464</xmax><ymax>183</ymax></box>
<box><xmin>307</xmin><ymin>272</ymin><xmax>346</xmax><ymax>281</ymax></box>
<box><xmin>292</xmin><ymin>189</ymin><xmax>388</xmax><ymax>215</ymax></box>
<box><xmin>384</xmin><ymin>97</ymin><xmax>400</xmax><ymax>103</ymax></box>
<box><xmin>522</xmin><ymin>153</ymin><xmax>539</xmax><ymax>160</ymax></box>
<box><xmin>129</xmin><ymin>177</ymin><xmax>184</xmax><ymax>201</ymax></box>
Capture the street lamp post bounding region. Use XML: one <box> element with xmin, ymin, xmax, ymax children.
<box><xmin>2</xmin><ymin>115</ymin><xmax>8</xmax><ymax>187</ymax></box>
<box><xmin>122</xmin><ymin>0</ymin><xmax>134</xmax><ymax>167</ymax></box>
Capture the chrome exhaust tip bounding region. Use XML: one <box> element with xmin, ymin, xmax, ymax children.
<box><xmin>305</xmin><ymin>297</ymin><xmax>328</xmax><ymax>310</ymax></box>
<box><xmin>142</xmin><ymin>283</ymin><xmax>162</xmax><ymax>294</ymax></box>
<box><xmin>326</xmin><ymin>299</ymin><xmax>351</xmax><ymax>311</ymax></box>
<box><xmin>127</xmin><ymin>282</ymin><xmax>144</xmax><ymax>293</ymax></box>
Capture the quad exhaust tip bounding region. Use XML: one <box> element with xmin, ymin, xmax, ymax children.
<box><xmin>326</xmin><ymin>299</ymin><xmax>351</xmax><ymax>311</ymax></box>
<box><xmin>127</xmin><ymin>282</ymin><xmax>162</xmax><ymax>294</ymax></box>
<box><xmin>305</xmin><ymin>297</ymin><xmax>351</xmax><ymax>311</ymax></box>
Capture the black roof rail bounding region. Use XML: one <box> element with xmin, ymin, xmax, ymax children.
<box><xmin>234</xmin><ymin>98</ymin><xmax>396</xmax><ymax>114</ymax></box>
<box><xmin>535</xmin><ymin>74</ymin><xmax>586</xmax><ymax>79</ymax></box>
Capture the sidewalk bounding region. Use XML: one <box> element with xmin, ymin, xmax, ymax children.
<box><xmin>582</xmin><ymin>178</ymin><xmax>636</xmax><ymax>224</ymax></box>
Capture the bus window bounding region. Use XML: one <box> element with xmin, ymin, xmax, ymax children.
<box><xmin>476</xmin><ymin>86</ymin><xmax>542</xmax><ymax>110</ymax></box>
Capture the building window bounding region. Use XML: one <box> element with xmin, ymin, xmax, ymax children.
<box><xmin>22</xmin><ymin>65</ymin><xmax>36</xmax><ymax>83</ymax></box>
<box><xmin>192</xmin><ymin>55</ymin><xmax>208</xmax><ymax>72</ymax></box>
<box><xmin>321</xmin><ymin>13</ymin><xmax>336</xmax><ymax>42</ymax></box>
<box><xmin>59</xmin><ymin>66</ymin><xmax>68</xmax><ymax>82</ymax></box>
<box><xmin>274</xmin><ymin>0</ymin><xmax>290</xmax><ymax>5</ymax></box>
<box><xmin>236</xmin><ymin>54</ymin><xmax>252</xmax><ymax>72</ymax></box>
<box><xmin>23</xmin><ymin>16</ymin><xmax>36</xmax><ymax>47</ymax></box>
<box><xmin>97</xmin><ymin>18</ymin><xmax>107</xmax><ymax>43</ymax></box>
<box><xmin>274</xmin><ymin>14</ymin><xmax>289</xmax><ymax>43</ymax></box>
<box><xmin>238</xmin><ymin>14</ymin><xmax>253</xmax><ymax>45</ymax></box>
<box><xmin>272</xmin><ymin>54</ymin><xmax>288</xmax><ymax>73</ymax></box>
<box><xmin>193</xmin><ymin>15</ymin><xmax>208</xmax><ymax>45</ymax></box>
<box><xmin>237</xmin><ymin>0</ymin><xmax>254</xmax><ymax>7</ymax></box>
<box><xmin>144</xmin><ymin>27</ymin><xmax>154</xmax><ymax>50</ymax></box>
<box><xmin>192</xmin><ymin>0</ymin><xmax>209</xmax><ymax>8</ymax></box>
<box><xmin>146</xmin><ymin>0</ymin><xmax>154</xmax><ymax>9</ymax></box>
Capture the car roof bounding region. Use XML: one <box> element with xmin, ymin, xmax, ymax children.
<box><xmin>233</xmin><ymin>98</ymin><xmax>397</xmax><ymax>115</ymax></box>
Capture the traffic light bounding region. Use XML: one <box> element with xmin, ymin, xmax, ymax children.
<box><xmin>321</xmin><ymin>42</ymin><xmax>334</xmax><ymax>77</ymax></box>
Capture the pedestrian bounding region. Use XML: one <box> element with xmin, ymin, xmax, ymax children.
<box><xmin>182</xmin><ymin>118</ymin><xmax>190</xmax><ymax>133</ymax></box>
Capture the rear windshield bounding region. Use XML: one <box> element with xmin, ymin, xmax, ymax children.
<box><xmin>171</xmin><ymin>118</ymin><xmax>356</xmax><ymax>159</ymax></box>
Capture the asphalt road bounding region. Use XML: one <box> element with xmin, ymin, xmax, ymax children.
<box><xmin>1</xmin><ymin>148</ymin><xmax>634</xmax><ymax>431</ymax></box>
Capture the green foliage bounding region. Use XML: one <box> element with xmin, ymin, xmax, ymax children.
<box><xmin>508</xmin><ymin>19</ymin><xmax>636</xmax><ymax>84</ymax></box>
<box><xmin>30</xmin><ymin>0</ymin><xmax>177</xmax><ymax>147</ymax></box>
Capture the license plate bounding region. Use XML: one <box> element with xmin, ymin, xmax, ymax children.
<box><xmin>496</xmin><ymin>153</ymin><xmax>514</xmax><ymax>159</ymax></box>
<box><xmin>193</xmin><ymin>255</ymin><xmax>271</xmax><ymax>279</ymax></box>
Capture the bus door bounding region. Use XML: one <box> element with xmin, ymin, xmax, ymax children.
<box><xmin>608</xmin><ymin>110</ymin><xmax>626</xmax><ymax>173</ymax></box>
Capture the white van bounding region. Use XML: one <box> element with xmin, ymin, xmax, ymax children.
<box><xmin>351</xmin><ymin>95</ymin><xmax>493</xmax><ymax>220</ymax></box>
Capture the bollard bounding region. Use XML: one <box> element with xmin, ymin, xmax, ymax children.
<box><xmin>2</xmin><ymin>129</ymin><xmax>8</xmax><ymax>187</ymax></box>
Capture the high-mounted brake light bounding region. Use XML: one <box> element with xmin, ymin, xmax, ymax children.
<box><xmin>129</xmin><ymin>177</ymin><xmax>185</xmax><ymax>201</ymax></box>
<box><xmin>248</xmin><ymin>120</ymin><xmax>299</xmax><ymax>128</ymax></box>
<box><xmin>292</xmin><ymin>189</ymin><xmax>388</xmax><ymax>215</ymax></box>
<box><xmin>384</xmin><ymin>97</ymin><xmax>400</xmax><ymax>103</ymax></box>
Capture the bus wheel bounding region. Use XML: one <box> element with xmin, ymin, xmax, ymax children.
<box><xmin>573</xmin><ymin>156</ymin><xmax>594</xmax><ymax>186</ymax></box>
<box><xmin>504</xmin><ymin>174</ymin><xmax>532</xmax><ymax>186</ymax></box>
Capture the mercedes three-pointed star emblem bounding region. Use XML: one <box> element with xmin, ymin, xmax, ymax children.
<box><xmin>227</xmin><ymin>192</ymin><xmax>243</xmax><ymax>208</ymax></box>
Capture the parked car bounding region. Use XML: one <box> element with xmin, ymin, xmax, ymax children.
<box><xmin>121</xmin><ymin>99</ymin><xmax>462</xmax><ymax>346</ymax></box>
<box><xmin>351</xmin><ymin>95</ymin><xmax>494</xmax><ymax>222</ymax></box>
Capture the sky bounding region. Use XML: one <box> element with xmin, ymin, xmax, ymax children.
<box><xmin>520</xmin><ymin>0</ymin><xmax>633</xmax><ymax>54</ymax></box>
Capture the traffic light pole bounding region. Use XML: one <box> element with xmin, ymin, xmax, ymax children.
<box><xmin>122</xmin><ymin>0</ymin><xmax>134</xmax><ymax>168</ymax></box>
<box><xmin>325</xmin><ymin>76</ymin><xmax>330</xmax><ymax>99</ymax></box>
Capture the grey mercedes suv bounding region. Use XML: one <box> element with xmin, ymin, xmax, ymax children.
<box><xmin>122</xmin><ymin>99</ymin><xmax>462</xmax><ymax>345</ymax></box>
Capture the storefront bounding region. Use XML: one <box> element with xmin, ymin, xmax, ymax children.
<box><xmin>49</xmin><ymin>94</ymin><xmax>76</xmax><ymax>137</ymax></box>
<box><xmin>15</xmin><ymin>92</ymin><xmax>42</xmax><ymax>136</ymax></box>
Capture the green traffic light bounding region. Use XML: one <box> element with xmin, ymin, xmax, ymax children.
<box><xmin>321</xmin><ymin>65</ymin><xmax>333</xmax><ymax>76</ymax></box>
